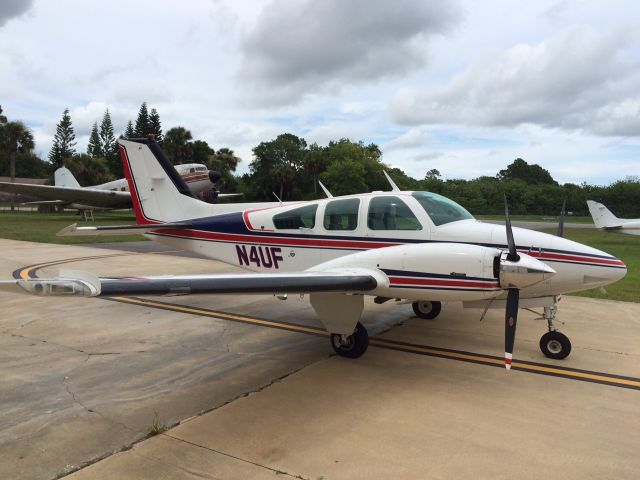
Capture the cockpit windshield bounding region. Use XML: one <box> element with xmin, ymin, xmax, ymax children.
<box><xmin>411</xmin><ymin>192</ymin><xmax>474</xmax><ymax>226</ymax></box>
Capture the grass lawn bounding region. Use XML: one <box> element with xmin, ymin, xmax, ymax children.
<box><xmin>476</xmin><ymin>214</ymin><xmax>593</xmax><ymax>223</ymax></box>
<box><xmin>0</xmin><ymin>210</ymin><xmax>147</xmax><ymax>244</ymax></box>
<box><xmin>540</xmin><ymin>228</ymin><xmax>639</xmax><ymax>303</ymax></box>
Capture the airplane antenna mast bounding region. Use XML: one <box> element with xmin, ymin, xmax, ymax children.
<box><xmin>318</xmin><ymin>181</ymin><xmax>333</xmax><ymax>198</ymax></box>
<box><xmin>383</xmin><ymin>170</ymin><xmax>400</xmax><ymax>192</ymax></box>
<box><xmin>272</xmin><ymin>192</ymin><xmax>283</xmax><ymax>206</ymax></box>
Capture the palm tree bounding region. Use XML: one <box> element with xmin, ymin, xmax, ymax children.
<box><xmin>163</xmin><ymin>126</ymin><xmax>193</xmax><ymax>164</ymax></box>
<box><xmin>3</xmin><ymin>121</ymin><xmax>35</xmax><ymax>211</ymax></box>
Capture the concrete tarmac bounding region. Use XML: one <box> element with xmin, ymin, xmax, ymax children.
<box><xmin>1</xmin><ymin>239</ymin><xmax>638</xmax><ymax>480</ymax></box>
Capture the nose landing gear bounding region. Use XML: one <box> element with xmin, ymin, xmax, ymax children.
<box><xmin>538</xmin><ymin>303</ymin><xmax>572</xmax><ymax>359</ymax></box>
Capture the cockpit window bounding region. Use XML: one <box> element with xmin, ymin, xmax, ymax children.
<box><xmin>367</xmin><ymin>196</ymin><xmax>422</xmax><ymax>231</ymax></box>
<box><xmin>196</xmin><ymin>166</ymin><xmax>207</xmax><ymax>172</ymax></box>
<box><xmin>273</xmin><ymin>204</ymin><xmax>318</xmax><ymax>229</ymax></box>
<box><xmin>411</xmin><ymin>191</ymin><xmax>474</xmax><ymax>226</ymax></box>
<box><xmin>324</xmin><ymin>198</ymin><xmax>359</xmax><ymax>231</ymax></box>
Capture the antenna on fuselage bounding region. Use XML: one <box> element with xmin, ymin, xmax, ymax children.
<box><xmin>272</xmin><ymin>192</ymin><xmax>283</xmax><ymax>206</ymax></box>
<box><xmin>383</xmin><ymin>170</ymin><xmax>400</xmax><ymax>192</ymax></box>
<box><xmin>318</xmin><ymin>181</ymin><xmax>333</xmax><ymax>198</ymax></box>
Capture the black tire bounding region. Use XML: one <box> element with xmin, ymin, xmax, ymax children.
<box><xmin>412</xmin><ymin>301</ymin><xmax>442</xmax><ymax>319</ymax></box>
<box><xmin>540</xmin><ymin>331</ymin><xmax>572</xmax><ymax>359</ymax></box>
<box><xmin>330</xmin><ymin>322</ymin><xmax>369</xmax><ymax>359</ymax></box>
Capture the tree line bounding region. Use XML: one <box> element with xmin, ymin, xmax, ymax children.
<box><xmin>1</xmin><ymin>104</ymin><xmax>639</xmax><ymax>217</ymax></box>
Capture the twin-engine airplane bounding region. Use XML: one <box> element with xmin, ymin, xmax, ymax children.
<box><xmin>0</xmin><ymin>162</ymin><xmax>237</xmax><ymax>211</ymax></box>
<box><xmin>587</xmin><ymin>200</ymin><xmax>640</xmax><ymax>236</ymax></box>
<box><xmin>1</xmin><ymin>138</ymin><xmax>627</xmax><ymax>369</ymax></box>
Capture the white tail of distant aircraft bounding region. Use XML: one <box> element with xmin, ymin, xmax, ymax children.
<box><xmin>587</xmin><ymin>200</ymin><xmax>640</xmax><ymax>236</ymax></box>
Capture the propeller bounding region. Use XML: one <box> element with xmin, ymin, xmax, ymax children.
<box><xmin>556</xmin><ymin>199</ymin><xmax>566</xmax><ymax>237</ymax></box>
<box><xmin>503</xmin><ymin>194</ymin><xmax>519</xmax><ymax>370</ymax></box>
<box><xmin>500</xmin><ymin>195</ymin><xmax>556</xmax><ymax>370</ymax></box>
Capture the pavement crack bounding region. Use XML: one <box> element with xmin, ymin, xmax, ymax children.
<box><xmin>62</xmin><ymin>359</ymin><xmax>140</xmax><ymax>436</ymax></box>
<box><xmin>162</xmin><ymin>433</ymin><xmax>310</xmax><ymax>479</ymax></box>
<box><xmin>7</xmin><ymin>332</ymin><xmax>88</xmax><ymax>354</ymax></box>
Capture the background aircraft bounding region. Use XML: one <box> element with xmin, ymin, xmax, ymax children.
<box><xmin>587</xmin><ymin>200</ymin><xmax>640</xmax><ymax>235</ymax></box>
<box><xmin>0</xmin><ymin>163</ymin><xmax>238</xmax><ymax>211</ymax></box>
<box><xmin>2</xmin><ymin>138</ymin><xmax>626</xmax><ymax>369</ymax></box>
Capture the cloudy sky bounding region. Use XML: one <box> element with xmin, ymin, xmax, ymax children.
<box><xmin>1</xmin><ymin>0</ymin><xmax>639</xmax><ymax>184</ymax></box>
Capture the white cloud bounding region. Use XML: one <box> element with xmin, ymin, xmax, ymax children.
<box><xmin>237</xmin><ymin>0</ymin><xmax>461</xmax><ymax>106</ymax></box>
<box><xmin>390</xmin><ymin>25</ymin><xmax>640</xmax><ymax>137</ymax></box>
<box><xmin>386</xmin><ymin>129</ymin><xmax>429</xmax><ymax>150</ymax></box>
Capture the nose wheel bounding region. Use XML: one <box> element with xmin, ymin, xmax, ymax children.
<box><xmin>330</xmin><ymin>322</ymin><xmax>369</xmax><ymax>358</ymax></box>
<box><xmin>412</xmin><ymin>301</ymin><xmax>442</xmax><ymax>319</ymax></box>
<box><xmin>540</xmin><ymin>331</ymin><xmax>571</xmax><ymax>359</ymax></box>
<box><xmin>538</xmin><ymin>303</ymin><xmax>572</xmax><ymax>360</ymax></box>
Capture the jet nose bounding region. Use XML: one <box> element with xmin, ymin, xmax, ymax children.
<box><xmin>208</xmin><ymin>170</ymin><xmax>221</xmax><ymax>184</ymax></box>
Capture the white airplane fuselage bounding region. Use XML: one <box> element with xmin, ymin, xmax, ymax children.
<box><xmin>94</xmin><ymin>163</ymin><xmax>213</xmax><ymax>195</ymax></box>
<box><xmin>138</xmin><ymin>192</ymin><xmax>626</xmax><ymax>303</ymax></box>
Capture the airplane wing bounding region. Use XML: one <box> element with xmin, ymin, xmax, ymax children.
<box><xmin>1</xmin><ymin>270</ymin><xmax>378</xmax><ymax>297</ymax></box>
<box><xmin>0</xmin><ymin>182</ymin><xmax>131</xmax><ymax>209</ymax></box>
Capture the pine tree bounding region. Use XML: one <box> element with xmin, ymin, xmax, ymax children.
<box><xmin>134</xmin><ymin>102</ymin><xmax>151</xmax><ymax>137</ymax></box>
<box><xmin>99</xmin><ymin>109</ymin><xmax>116</xmax><ymax>155</ymax></box>
<box><xmin>100</xmin><ymin>109</ymin><xmax>120</xmax><ymax>177</ymax></box>
<box><xmin>149</xmin><ymin>108</ymin><xmax>163</xmax><ymax>144</ymax></box>
<box><xmin>49</xmin><ymin>108</ymin><xmax>76</xmax><ymax>168</ymax></box>
<box><xmin>87</xmin><ymin>122</ymin><xmax>103</xmax><ymax>157</ymax></box>
<box><xmin>124</xmin><ymin>120</ymin><xmax>135</xmax><ymax>138</ymax></box>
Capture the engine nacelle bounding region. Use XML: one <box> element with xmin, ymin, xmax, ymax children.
<box><xmin>310</xmin><ymin>242</ymin><xmax>506</xmax><ymax>301</ymax></box>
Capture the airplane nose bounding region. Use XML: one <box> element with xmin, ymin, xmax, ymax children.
<box><xmin>208</xmin><ymin>170</ymin><xmax>221</xmax><ymax>184</ymax></box>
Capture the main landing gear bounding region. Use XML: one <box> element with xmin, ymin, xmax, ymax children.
<box><xmin>412</xmin><ymin>301</ymin><xmax>442</xmax><ymax>319</ymax></box>
<box><xmin>331</xmin><ymin>322</ymin><xmax>369</xmax><ymax>358</ymax></box>
<box><xmin>538</xmin><ymin>304</ymin><xmax>571</xmax><ymax>360</ymax></box>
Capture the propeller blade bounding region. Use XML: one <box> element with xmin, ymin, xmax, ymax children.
<box><xmin>504</xmin><ymin>288</ymin><xmax>519</xmax><ymax>370</ymax></box>
<box><xmin>556</xmin><ymin>199</ymin><xmax>566</xmax><ymax>237</ymax></box>
<box><xmin>503</xmin><ymin>195</ymin><xmax>519</xmax><ymax>261</ymax></box>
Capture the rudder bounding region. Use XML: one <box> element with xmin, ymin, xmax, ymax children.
<box><xmin>118</xmin><ymin>138</ymin><xmax>212</xmax><ymax>224</ymax></box>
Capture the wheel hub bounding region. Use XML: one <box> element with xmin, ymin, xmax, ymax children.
<box><xmin>546</xmin><ymin>339</ymin><xmax>562</xmax><ymax>354</ymax></box>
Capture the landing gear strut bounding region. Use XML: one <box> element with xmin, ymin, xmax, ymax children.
<box><xmin>331</xmin><ymin>322</ymin><xmax>369</xmax><ymax>358</ymax></box>
<box><xmin>412</xmin><ymin>301</ymin><xmax>442</xmax><ymax>319</ymax></box>
<box><xmin>538</xmin><ymin>304</ymin><xmax>571</xmax><ymax>359</ymax></box>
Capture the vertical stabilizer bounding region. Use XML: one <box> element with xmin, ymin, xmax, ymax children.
<box><xmin>587</xmin><ymin>200</ymin><xmax>622</xmax><ymax>229</ymax></box>
<box><xmin>54</xmin><ymin>167</ymin><xmax>81</xmax><ymax>188</ymax></box>
<box><xmin>118</xmin><ymin>138</ymin><xmax>212</xmax><ymax>224</ymax></box>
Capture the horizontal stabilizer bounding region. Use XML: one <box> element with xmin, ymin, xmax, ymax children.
<box><xmin>57</xmin><ymin>222</ymin><xmax>193</xmax><ymax>237</ymax></box>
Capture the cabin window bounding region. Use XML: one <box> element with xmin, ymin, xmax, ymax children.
<box><xmin>273</xmin><ymin>204</ymin><xmax>318</xmax><ymax>229</ymax></box>
<box><xmin>367</xmin><ymin>196</ymin><xmax>422</xmax><ymax>230</ymax></box>
<box><xmin>189</xmin><ymin>168</ymin><xmax>195</xmax><ymax>173</ymax></box>
<box><xmin>324</xmin><ymin>198</ymin><xmax>359</xmax><ymax>231</ymax></box>
<box><xmin>196</xmin><ymin>166</ymin><xmax>207</xmax><ymax>172</ymax></box>
<box><xmin>411</xmin><ymin>192</ymin><xmax>474</xmax><ymax>226</ymax></box>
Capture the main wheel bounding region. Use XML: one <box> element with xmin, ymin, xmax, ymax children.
<box><xmin>330</xmin><ymin>322</ymin><xmax>369</xmax><ymax>358</ymax></box>
<box><xmin>412</xmin><ymin>301</ymin><xmax>442</xmax><ymax>319</ymax></box>
<box><xmin>540</xmin><ymin>331</ymin><xmax>571</xmax><ymax>359</ymax></box>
